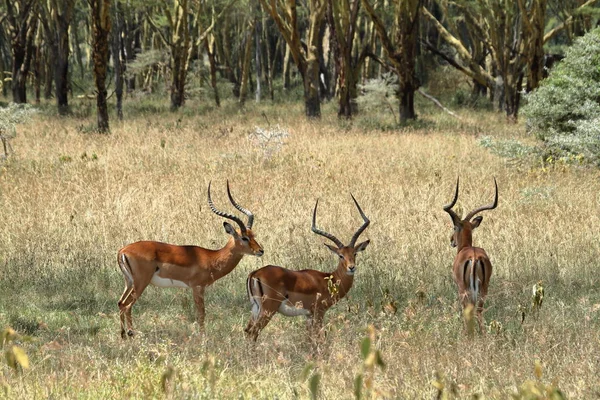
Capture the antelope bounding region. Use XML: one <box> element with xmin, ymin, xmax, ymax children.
<box><xmin>244</xmin><ymin>195</ymin><xmax>370</xmax><ymax>342</ymax></box>
<box><xmin>117</xmin><ymin>181</ymin><xmax>263</xmax><ymax>339</ymax></box>
<box><xmin>443</xmin><ymin>177</ymin><xmax>498</xmax><ymax>333</ymax></box>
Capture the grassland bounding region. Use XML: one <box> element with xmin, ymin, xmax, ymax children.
<box><xmin>1</xmin><ymin>97</ymin><xmax>599</xmax><ymax>399</ymax></box>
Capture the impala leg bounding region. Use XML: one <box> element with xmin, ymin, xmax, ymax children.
<box><xmin>118</xmin><ymin>280</ymin><xmax>150</xmax><ymax>339</ymax></box>
<box><xmin>192</xmin><ymin>286</ymin><xmax>206</xmax><ymax>332</ymax></box>
<box><xmin>244</xmin><ymin>298</ymin><xmax>278</xmax><ymax>342</ymax></box>
<box><xmin>476</xmin><ymin>297</ymin><xmax>486</xmax><ymax>334</ymax></box>
<box><xmin>118</xmin><ymin>286</ymin><xmax>133</xmax><ymax>339</ymax></box>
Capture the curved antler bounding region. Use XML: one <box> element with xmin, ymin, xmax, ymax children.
<box><xmin>349</xmin><ymin>194</ymin><xmax>370</xmax><ymax>247</ymax></box>
<box><xmin>226</xmin><ymin>180</ymin><xmax>255</xmax><ymax>229</ymax></box>
<box><xmin>443</xmin><ymin>177</ymin><xmax>462</xmax><ymax>226</ymax></box>
<box><xmin>464</xmin><ymin>177</ymin><xmax>498</xmax><ymax>221</ymax></box>
<box><xmin>208</xmin><ymin>181</ymin><xmax>247</xmax><ymax>234</ymax></box>
<box><xmin>311</xmin><ymin>199</ymin><xmax>344</xmax><ymax>248</ymax></box>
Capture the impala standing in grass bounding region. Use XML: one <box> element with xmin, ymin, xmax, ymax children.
<box><xmin>443</xmin><ymin>177</ymin><xmax>498</xmax><ymax>333</ymax></box>
<box><xmin>117</xmin><ymin>181</ymin><xmax>263</xmax><ymax>338</ymax></box>
<box><xmin>244</xmin><ymin>195</ymin><xmax>370</xmax><ymax>341</ymax></box>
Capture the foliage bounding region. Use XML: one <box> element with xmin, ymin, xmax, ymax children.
<box><xmin>523</xmin><ymin>28</ymin><xmax>600</xmax><ymax>164</ymax></box>
<box><xmin>354</xmin><ymin>326</ymin><xmax>386</xmax><ymax>400</ymax></box>
<box><xmin>0</xmin><ymin>103</ymin><xmax>36</xmax><ymax>139</ymax></box>
<box><xmin>247</xmin><ymin>124</ymin><xmax>289</xmax><ymax>160</ymax></box>
<box><xmin>357</xmin><ymin>73</ymin><xmax>400</xmax><ymax>124</ymax></box>
<box><xmin>2</xmin><ymin>328</ymin><xmax>30</xmax><ymax>373</ymax></box>
<box><xmin>0</xmin><ymin>103</ymin><xmax>36</xmax><ymax>159</ymax></box>
<box><xmin>512</xmin><ymin>361</ymin><xmax>566</xmax><ymax>400</ymax></box>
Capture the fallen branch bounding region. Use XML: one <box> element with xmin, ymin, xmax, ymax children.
<box><xmin>417</xmin><ymin>89</ymin><xmax>461</xmax><ymax>120</ymax></box>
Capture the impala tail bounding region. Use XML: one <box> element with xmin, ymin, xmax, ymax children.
<box><xmin>246</xmin><ymin>271</ymin><xmax>262</xmax><ymax>321</ymax></box>
<box><xmin>468</xmin><ymin>259</ymin><xmax>484</xmax><ymax>303</ymax></box>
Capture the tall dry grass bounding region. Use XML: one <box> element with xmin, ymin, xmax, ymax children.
<box><xmin>0</xmin><ymin>99</ymin><xmax>599</xmax><ymax>398</ymax></box>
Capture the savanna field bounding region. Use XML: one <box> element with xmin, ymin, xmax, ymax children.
<box><xmin>1</xmin><ymin>97</ymin><xmax>600</xmax><ymax>399</ymax></box>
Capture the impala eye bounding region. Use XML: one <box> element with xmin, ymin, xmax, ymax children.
<box><xmin>338</xmin><ymin>254</ymin><xmax>344</xmax><ymax>259</ymax></box>
<box><xmin>242</xmin><ymin>237</ymin><xmax>250</xmax><ymax>242</ymax></box>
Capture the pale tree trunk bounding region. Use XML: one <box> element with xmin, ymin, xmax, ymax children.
<box><xmin>282</xmin><ymin>43</ymin><xmax>291</xmax><ymax>90</ymax></box>
<box><xmin>204</xmin><ymin>36</ymin><xmax>220</xmax><ymax>107</ymax></box>
<box><xmin>254</xmin><ymin>9</ymin><xmax>262</xmax><ymax>103</ymax></box>
<box><xmin>239</xmin><ymin>21</ymin><xmax>255</xmax><ymax>105</ymax></box>
<box><xmin>91</xmin><ymin>0</ymin><xmax>112</xmax><ymax>133</ymax></box>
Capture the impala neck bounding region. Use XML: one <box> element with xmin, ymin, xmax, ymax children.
<box><xmin>457</xmin><ymin>226</ymin><xmax>474</xmax><ymax>252</ymax></box>
<box><xmin>209</xmin><ymin>237</ymin><xmax>245</xmax><ymax>280</ymax></box>
<box><xmin>329</xmin><ymin>261</ymin><xmax>355</xmax><ymax>302</ymax></box>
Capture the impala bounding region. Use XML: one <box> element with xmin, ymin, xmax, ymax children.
<box><xmin>117</xmin><ymin>181</ymin><xmax>263</xmax><ymax>339</ymax></box>
<box><xmin>244</xmin><ymin>195</ymin><xmax>370</xmax><ymax>341</ymax></box>
<box><xmin>443</xmin><ymin>177</ymin><xmax>498</xmax><ymax>333</ymax></box>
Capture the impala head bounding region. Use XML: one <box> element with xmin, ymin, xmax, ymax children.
<box><xmin>208</xmin><ymin>181</ymin><xmax>264</xmax><ymax>257</ymax></box>
<box><xmin>312</xmin><ymin>194</ymin><xmax>370</xmax><ymax>276</ymax></box>
<box><xmin>443</xmin><ymin>177</ymin><xmax>498</xmax><ymax>249</ymax></box>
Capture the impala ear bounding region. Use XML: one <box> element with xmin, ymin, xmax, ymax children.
<box><xmin>471</xmin><ymin>216</ymin><xmax>483</xmax><ymax>229</ymax></box>
<box><xmin>223</xmin><ymin>221</ymin><xmax>239</xmax><ymax>237</ymax></box>
<box><xmin>355</xmin><ymin>240</ymin><xmax>370</xmax><ymax>253</ymax></box>
<box><xmin>324</xmin><ymin>243</ymin><xmax>339</xmax><ymax>254</ymax></box>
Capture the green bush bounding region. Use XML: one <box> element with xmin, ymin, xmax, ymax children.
<box><xmin>523</xmin><ymin>28</ymin><xmax>600</xmax><ymax>164</ymax></box>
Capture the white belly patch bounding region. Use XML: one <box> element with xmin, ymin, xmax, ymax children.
<box><xmin>150</xmin><ymin>272</ymin><xmax>190</xmax><ymax>288</ymax></box>
<box><xmin>278</xmin><ymin>299</ymin><xmax>311</xmax><ymax>317</ymax></box>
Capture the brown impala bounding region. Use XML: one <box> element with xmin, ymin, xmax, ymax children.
<box><xmin>443</xmin><ymin>177</ymin><xmax>498</xmax><ymax>333</ymax></box>
<box><xmin>244</xmin><ymin>195</ymin><xmax>370</xmax><ymax>341</ymax></box>
<box><xmin>117</xmin><ymin>181</ymin><xmax>263</xmax><ymax>339</ymax></box>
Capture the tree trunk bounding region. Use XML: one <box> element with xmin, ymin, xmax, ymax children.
<box><xmin>254</xmin><ymin>16</ymin><xmax>262</xmax><ymax>103</ymax></box>
<box><xmin>170</xmin><ymin>46</ymin><xmax>187</xmax><ymax>110</ymax></box>
<box><xmin>112</xmin><ymin>1</ymin><xmax>125</xmax><ymax>120</ymax></box>
<box><xmin>55</xmin><ymin>13</ymin><xmax>72</xmax><ymax>115</ymax></box>
<box><xmin>302</xmin><ymin>60</ymin><xmax>321</xmax><ymax>118</ymax></box>
<box><xmin>10</xmin><ymin>12</ymin><xmax>37</xmax><ymax>104</ymax></box>
<box><xmin>282</xmin><ymin>43</ymin><xmax>291</xmax><ymax>90</ymax></box>
<box><xmin>44</xmin><ymin>50</ymin><xmax>53</xmax><ymax>100</ymax></box>
<box><xmin>91</xmin><ymin>0</ymin><xmax>112</xmax><ymax>133</ymax></box>
<box><xmin>0</xmin><ymin>49</ymin><xmax>6</xmax><ymax>97</ymax></box>
<box><xmin>204</xmin><ymin>37</ymin><xmax>220</xmax><ymax>107</ymax></box>
<box><xmin>33</xmin><ymin>42</ymin><xmax>41</xmax><ymax>104</ymax></box>
<box><xmin>399</xmin><ymin>90</ymin><xmax>416</xmax><ymax>122</ymax></box>
<box><xmin>239</xmin><ymin>22</ymin><xmax>254</xmax><ymax>106</ymax></box>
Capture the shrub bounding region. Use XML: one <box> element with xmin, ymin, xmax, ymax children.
<box><xmin>523</xmin><ymin>28</ymin><xmax>600</xmax><ymax>164</ymax></box>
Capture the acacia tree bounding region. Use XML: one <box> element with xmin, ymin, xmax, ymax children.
<box><xmin>147</xmin><ymin>0</ymin><xmax>231</xmax><ymax>111</ymax></box>
<box><xmin>260</xmin><ymin>0</ymin><xmax>327</xmax><ymax>118</ymax></box>
<box><xmin>362</xmin><ymin>0</ymin><xmax>421</xmax><ymax>123</ymax></box>
<box><xmin>90</xmin><ymin>0</ymin><xmax>111</xmax><ymax>132</ymax></box>
<box><xmin>5</xmin><ymin>0</ymin><xmax>38</xmax><ymax>103</ymax></box>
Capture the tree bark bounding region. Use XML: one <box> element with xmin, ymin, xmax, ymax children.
<box><xmin>91</xmin><ymin>0</ymin><xmax>112</xmax><ymax>133</ymax></box>
<box><xmin>363</xmin><ymin>0</ymin><xmax>420</xmax><ymax>123</ymax></box>
<box><xmin>112</xmin><ymin>0</ymin><xmax>125</xmax><ymax>120</ymax></box>
<box><xmin>6</xmin><ymin>0</ymin><xmax>38</xmax><ymax>104</ymax></box>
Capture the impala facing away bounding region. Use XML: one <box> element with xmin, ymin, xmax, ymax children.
<box><xmin>244</xmin><ymin>195</ymin><xmax>370</xmax><ymax>341</ymax></box>
<box><xmin>443</xmin><ymin>177</ymin><xmax>498</xmax><ymax>333</ymax></box>
<box><xmin>117</xmin><ymin>181</ymin><xmax>263</xmax><ymax>338</ymax></box>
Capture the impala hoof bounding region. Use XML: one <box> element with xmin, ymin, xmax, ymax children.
<box><xmin>127</xmin><ymin>329</ymin><xmax>135</xmax><ymax>337</ymax></box>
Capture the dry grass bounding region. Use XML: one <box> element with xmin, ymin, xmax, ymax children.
<box><xmin>1</xmin><ymin>98</ymin><xmax>599</xmax><ymax>399</ymax></box>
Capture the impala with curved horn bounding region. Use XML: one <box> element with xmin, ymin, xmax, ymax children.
<box><xmin>443</xmin><ymin>177</ymin><xmax>498</xmax><ymax>333</ymax></box>
<box><xmin>244</xmin><ymin>195</ymin><xmax>370</xmax><ymax>341</ymax></box>
<box><xmin>117</xmin><ymin>181</ymin><xmax>263</xmax><ymax>338</ymax></box>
